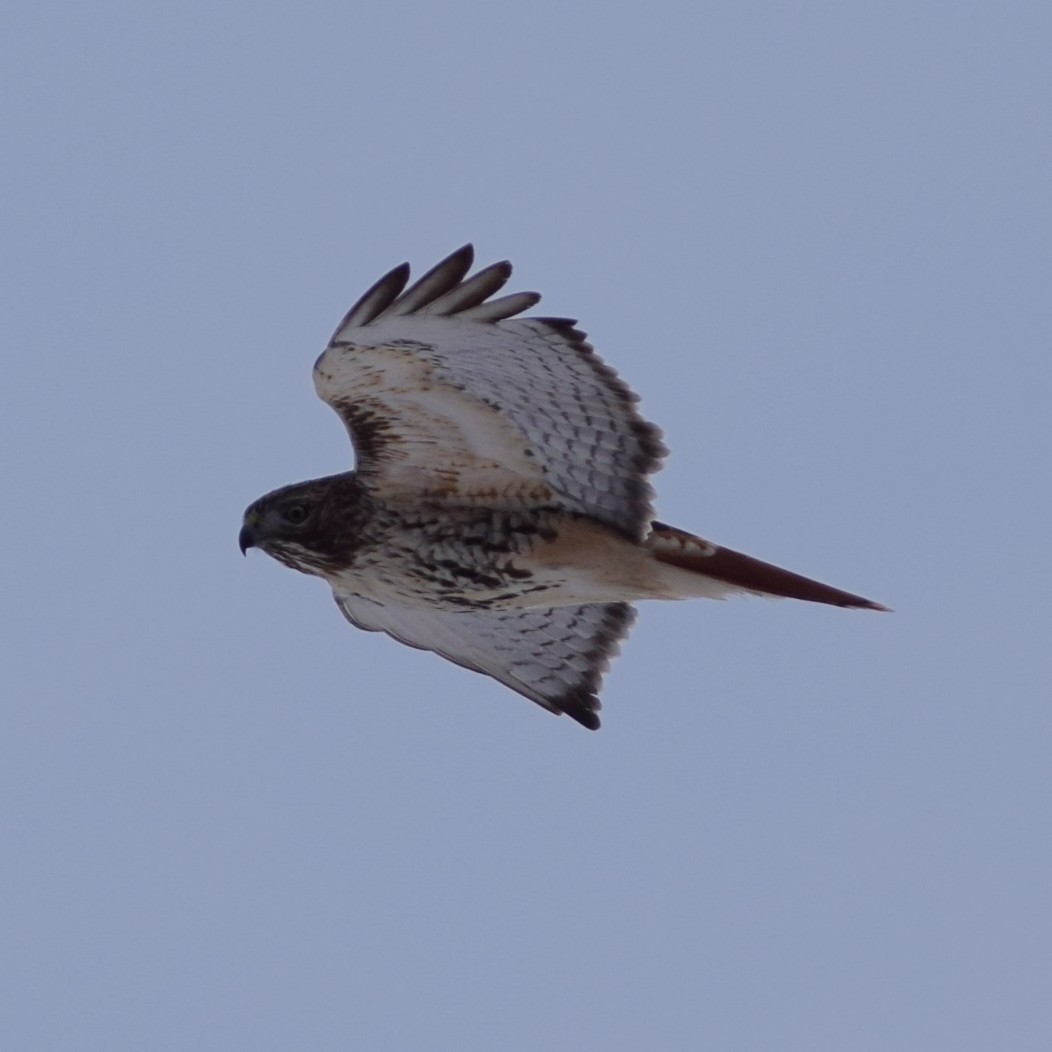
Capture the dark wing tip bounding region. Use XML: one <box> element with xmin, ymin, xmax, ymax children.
<box><xmin>449</xmin><ymin>242</ymin><xmax>475</xmax><ymax>266</ymax></box>
<box><xmin>329</xmin><ymin>260</ymin><xmax>411</xmax><ymax>338</ymax></box>
<box><xmin>330</xmin><ymin>245</ymin><xmax>541</xmax><ymax>340</ymax></box>
<box><xmin>558</xmin><ymin>696</ymin><xmax>602</xmax><ymax>730</ymax></box>
<box><xmin>384</xmin><ymin>245</ymin><xmax>476</xmax><ymax>317</ymax></box>
<box><xmin>552</xmin><ymin>601</ymin><xmax>636</xmax><ymax>731</ymax></box>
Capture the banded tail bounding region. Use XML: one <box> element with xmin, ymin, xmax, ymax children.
<box><xmin>647</xmin><ymin>521</ymin><xmax>888</xmax><ymax>611</ymax></box>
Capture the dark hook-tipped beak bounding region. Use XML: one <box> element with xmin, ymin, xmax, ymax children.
<box><xmin>238</xmin><ymin>524</ymin><xmax>256</xmax><ymax>556</ymax></box>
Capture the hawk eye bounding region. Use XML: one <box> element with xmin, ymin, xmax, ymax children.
<box><xmin>285</xmin><ymin>503</ymin><xmax>309</xmax><ymax>525</ymax></box>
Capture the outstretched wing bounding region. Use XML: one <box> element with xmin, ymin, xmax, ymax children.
<box><xmin>333</xmin><ymin>590</ymin><xmax>636</xmax><ymax>730</ymax></box>
<box><xmin>313</xmin><ymin>245</ymin><xmax>667</xmax><ymax>541</ymax></box>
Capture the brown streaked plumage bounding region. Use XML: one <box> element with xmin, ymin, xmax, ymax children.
<box><xmin>240</xmin><ymin>245</ymin><xmax>886</xmax><ymax>730</ymax></box>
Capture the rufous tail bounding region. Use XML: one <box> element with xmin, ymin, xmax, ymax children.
<box><xmin>647</xmin><ymin>521</ymin><xmax>888</xmax><ymax>611</ymax></box>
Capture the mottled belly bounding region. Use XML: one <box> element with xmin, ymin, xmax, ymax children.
<box><xmin>327</xmin><ymin>507</ymin><xmax>674</xmax><ymax>610</ymax></box>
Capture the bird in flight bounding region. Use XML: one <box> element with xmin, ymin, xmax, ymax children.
<box><xmin>240</xmin><ymin>245</ymin><xmax>885</xmax><ymax>729</ymax></box>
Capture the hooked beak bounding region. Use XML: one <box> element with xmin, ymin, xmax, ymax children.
<box><xmin>238</xmin><ymin>524</ymin><xmax>256</xmax><ymax>556</ymax></box>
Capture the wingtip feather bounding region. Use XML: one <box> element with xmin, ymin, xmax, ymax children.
<box><xmin>564</xmin><ymin>707</ymin><xmax>601</xmax><ymax>730</ymax></box>
<box><xmin>329</xmin><ymin>245</ymin><xmax>544</xmax><ymax>337</ymax></box>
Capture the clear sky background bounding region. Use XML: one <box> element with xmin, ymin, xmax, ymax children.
<box><xmin>3</xmin><ymin>3</ymin><xmax>1050</xmax><ymax>1049</ymax></box>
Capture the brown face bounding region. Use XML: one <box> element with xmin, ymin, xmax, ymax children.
<box><xmin>239</xmin><ymin>479</ymin><xmax>340</xmax><ymax>576</ymax></box>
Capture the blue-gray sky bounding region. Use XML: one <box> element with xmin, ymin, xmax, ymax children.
<box><xmin>3</xmin><ymin>3</ymin><xmax>1050</xmax><ymax>1049</ymax></box>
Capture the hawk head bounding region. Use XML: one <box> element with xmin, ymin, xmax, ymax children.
<box><xmin>239</xmin><ymin>473</ymin><xmax>367</xmax><ymax>577</ymax></box>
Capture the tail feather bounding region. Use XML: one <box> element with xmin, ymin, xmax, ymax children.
<box><xmin>647</xmin><ymin>521</ymin><xmax>888</xmax><ymax>611</ymax></box>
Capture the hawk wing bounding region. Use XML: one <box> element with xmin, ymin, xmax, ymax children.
<box><xmin>313</xmin><ymin>245</ymin><xmax>667</xmax><ymax>541</ymax></box>
<box><xmin>333</xmin><ymin>591</ymin><xmax>636</xmax><ymax>730</ymax></box>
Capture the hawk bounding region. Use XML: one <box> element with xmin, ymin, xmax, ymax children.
<box><xmin>240</xmin><ymin>245</ymin><xmax>885</xmax><ymax>729</ymax></box>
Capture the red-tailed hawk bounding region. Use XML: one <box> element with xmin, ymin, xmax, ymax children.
<box><xmin>240</xmin><ymin>246</ymin><xmax>885</xmax><ymax>729</ymax></box>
